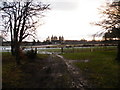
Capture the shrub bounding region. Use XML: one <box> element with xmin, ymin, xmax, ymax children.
<box><xmin>25</xmin><ymin>48</ymin><xmax>37</xmax><ymax>60</ymax></box>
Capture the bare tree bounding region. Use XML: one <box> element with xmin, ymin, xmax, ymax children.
<box><xmin>94</xmin><ymin>1</ymin><xmax>120</xmax><ymax>61</ymax></box>
<box><xmin>0</xmin><ymin>0</ymin><xmax>50</xmax><ymax>65</ymax></box>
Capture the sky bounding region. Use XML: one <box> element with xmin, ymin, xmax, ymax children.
<box><xmin>35</xmin><ymin>0</ymin><xmax>110</xmax><ymax>41</ymax></box>
<box><xmin>0</xmin><ymin>0</ymin><xmax>112</xmax><ymax>41</ymax></box>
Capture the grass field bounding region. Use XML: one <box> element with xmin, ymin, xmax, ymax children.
<box><xmin>2</xmin><ymin>46</ymin><xmax>120</xmax><ymax>88</ymax></box>
<box><xmin>62</xmin><ymin>46</ymin><xmax>120</xmax><ymax>88</ymax></box>
<box><xmin>37</xmin><ymin>48</ymin><xmax>61</xmax><ymax>53</ymax></box>
<box><xmin>2</xmin><ymin>52</ymin><xmax>49</xmax><ymax>88</ymax></box>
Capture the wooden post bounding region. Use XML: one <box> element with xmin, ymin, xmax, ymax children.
<box><xmin>72</xmin><ymin>46</ymin><xmax>74</xmax><ymax>53</ymax></box>
<box><xmin>61</xmin><ymin>47</ymin><xmax>63</xmax><ymax>53</ymax></box>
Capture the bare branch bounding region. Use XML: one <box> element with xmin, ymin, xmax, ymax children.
<box><xmin>0</xmin><ymin>1</ymin><xmax>50</xmax><ymax>43</ymax></box>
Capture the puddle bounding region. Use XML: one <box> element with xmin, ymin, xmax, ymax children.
<box><xmin>57</xmin><ymin>55</ymin><xmax>64</xmax><ymax>59</ymax></box>
<box><xmin>38</xmin><ymin>51</ymin><xmax>52</xmax><ymax>54</ymax></box>
<box><xmin>69</xmin><ymin>60</ymin><xmax>89</xmax><ymax>63</ymax></box>
<box><xmin>51</xmin><ymin>73</ymin><xmax>63</xmax><ymax>77</ymax></box>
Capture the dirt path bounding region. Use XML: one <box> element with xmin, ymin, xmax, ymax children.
<box><xmin>22</xmin><ymin>54</ymin><xmax>89</xmax><ymax>88</ymax></box>
<box><xmin>56</xmin><ymin>54</ymin><xmax>89</xmax><ymax>88</ymax></box>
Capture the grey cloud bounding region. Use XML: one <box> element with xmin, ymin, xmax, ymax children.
<box><xmin>0</xmin><ymin>0</ymin><xmax>79</xmax><ymax>11</ymax></box>
<box><xmin>49</xmin><ymin>0</ymin><xmax>79</xmax><ymax>11</ymax></box>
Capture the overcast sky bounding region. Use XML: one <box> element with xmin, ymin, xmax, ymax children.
<box><xmin>0</xmin><ymin>0</ymin><xmax>112</xmax><ymax>41</ymax></box>
<box><xmin>34</xmin><ymin>0</ymin><xmax>110</xmax><ymax>40</ymax></box>
<box><xmin>35</xmin><ymin>0</ymin><xmax>110</xmax><ymax>41</ymax></box>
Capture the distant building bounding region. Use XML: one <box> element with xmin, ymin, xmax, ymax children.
<box><xmin>46</xmin><ymin>36</ymin><xmax>50</xmax><ymax>41</ymax></box>
<box><xmin>59</xmin><ymin>36</ymin><xmax>64</xmax><ymax>42</ymax></box>
<box><xmin>51</xmin><ymin>35</ymin><xmax>54</xmax><ymax>41</ymax></box>
<box><xmin>45</xmin><ymin>35</ymin><xmax>64</xmax><ymax>44</ymax></box>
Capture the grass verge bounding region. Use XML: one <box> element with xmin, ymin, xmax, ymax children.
<box><xmin>2</xmin><ymin>52</ymin><xmax>49</xmax><ymax>88</ymax></box>
<box><xmin>62</xmin><ymin>47</ymin><xmax>119</xmax><ymax>88</ymax></box>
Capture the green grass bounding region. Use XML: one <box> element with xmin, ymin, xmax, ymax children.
<box><xmin>62</xmin><ymin>47</ymin><xmax>119</xmax><ymax>88</ymax></box>
<box><xmin>2</xmin><ymin>46</ymin><xmax>119</xmax><ymax>88</ymax></box>
<box><xmin>2</xmin><ymin>52</ymin><xmax>49</xmax><ymax>88</ymax></box>
<box><xmin>37</xmin><ymin>54</ymin><xmax>49</xmax><ymax>59</ymax></box>
<box><xmin>2</xmin><ymin>52</ymin><xmax>24</xmax><ymax>88</ymax></box>
<box><xmin>38</xmin><ymin>48</ymin><xmax>61</xmax><ymax>53</ymax></box>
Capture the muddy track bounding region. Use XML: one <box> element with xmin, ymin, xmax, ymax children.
<box><xmin>43</xmin><ymin>54</ymin><xmax>89</xmax><ymax>88</ymax></box>
<box><xmin>24</xmin><ymin>54</ymin><xmax>89</xmax><ymax>89</ymax></box>
<box><xmin>56</xmin><ymin>54</ymin><xmax>89</xmax><ymax>88</ymax></box>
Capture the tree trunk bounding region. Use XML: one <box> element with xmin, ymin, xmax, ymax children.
<box><xmin>15</xmin><ymin>42</ymin><xmax>21</xmax><ymax>65</ymax></box>
<box><xmin>116</xmin><ymin>41</ymin><xmax>120</xmax><ymax>61</ymax></box>
<box><xmin>11</xmin><ymin>42</ymin><xmax>15</xmax><ymax>56</ymax></box>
